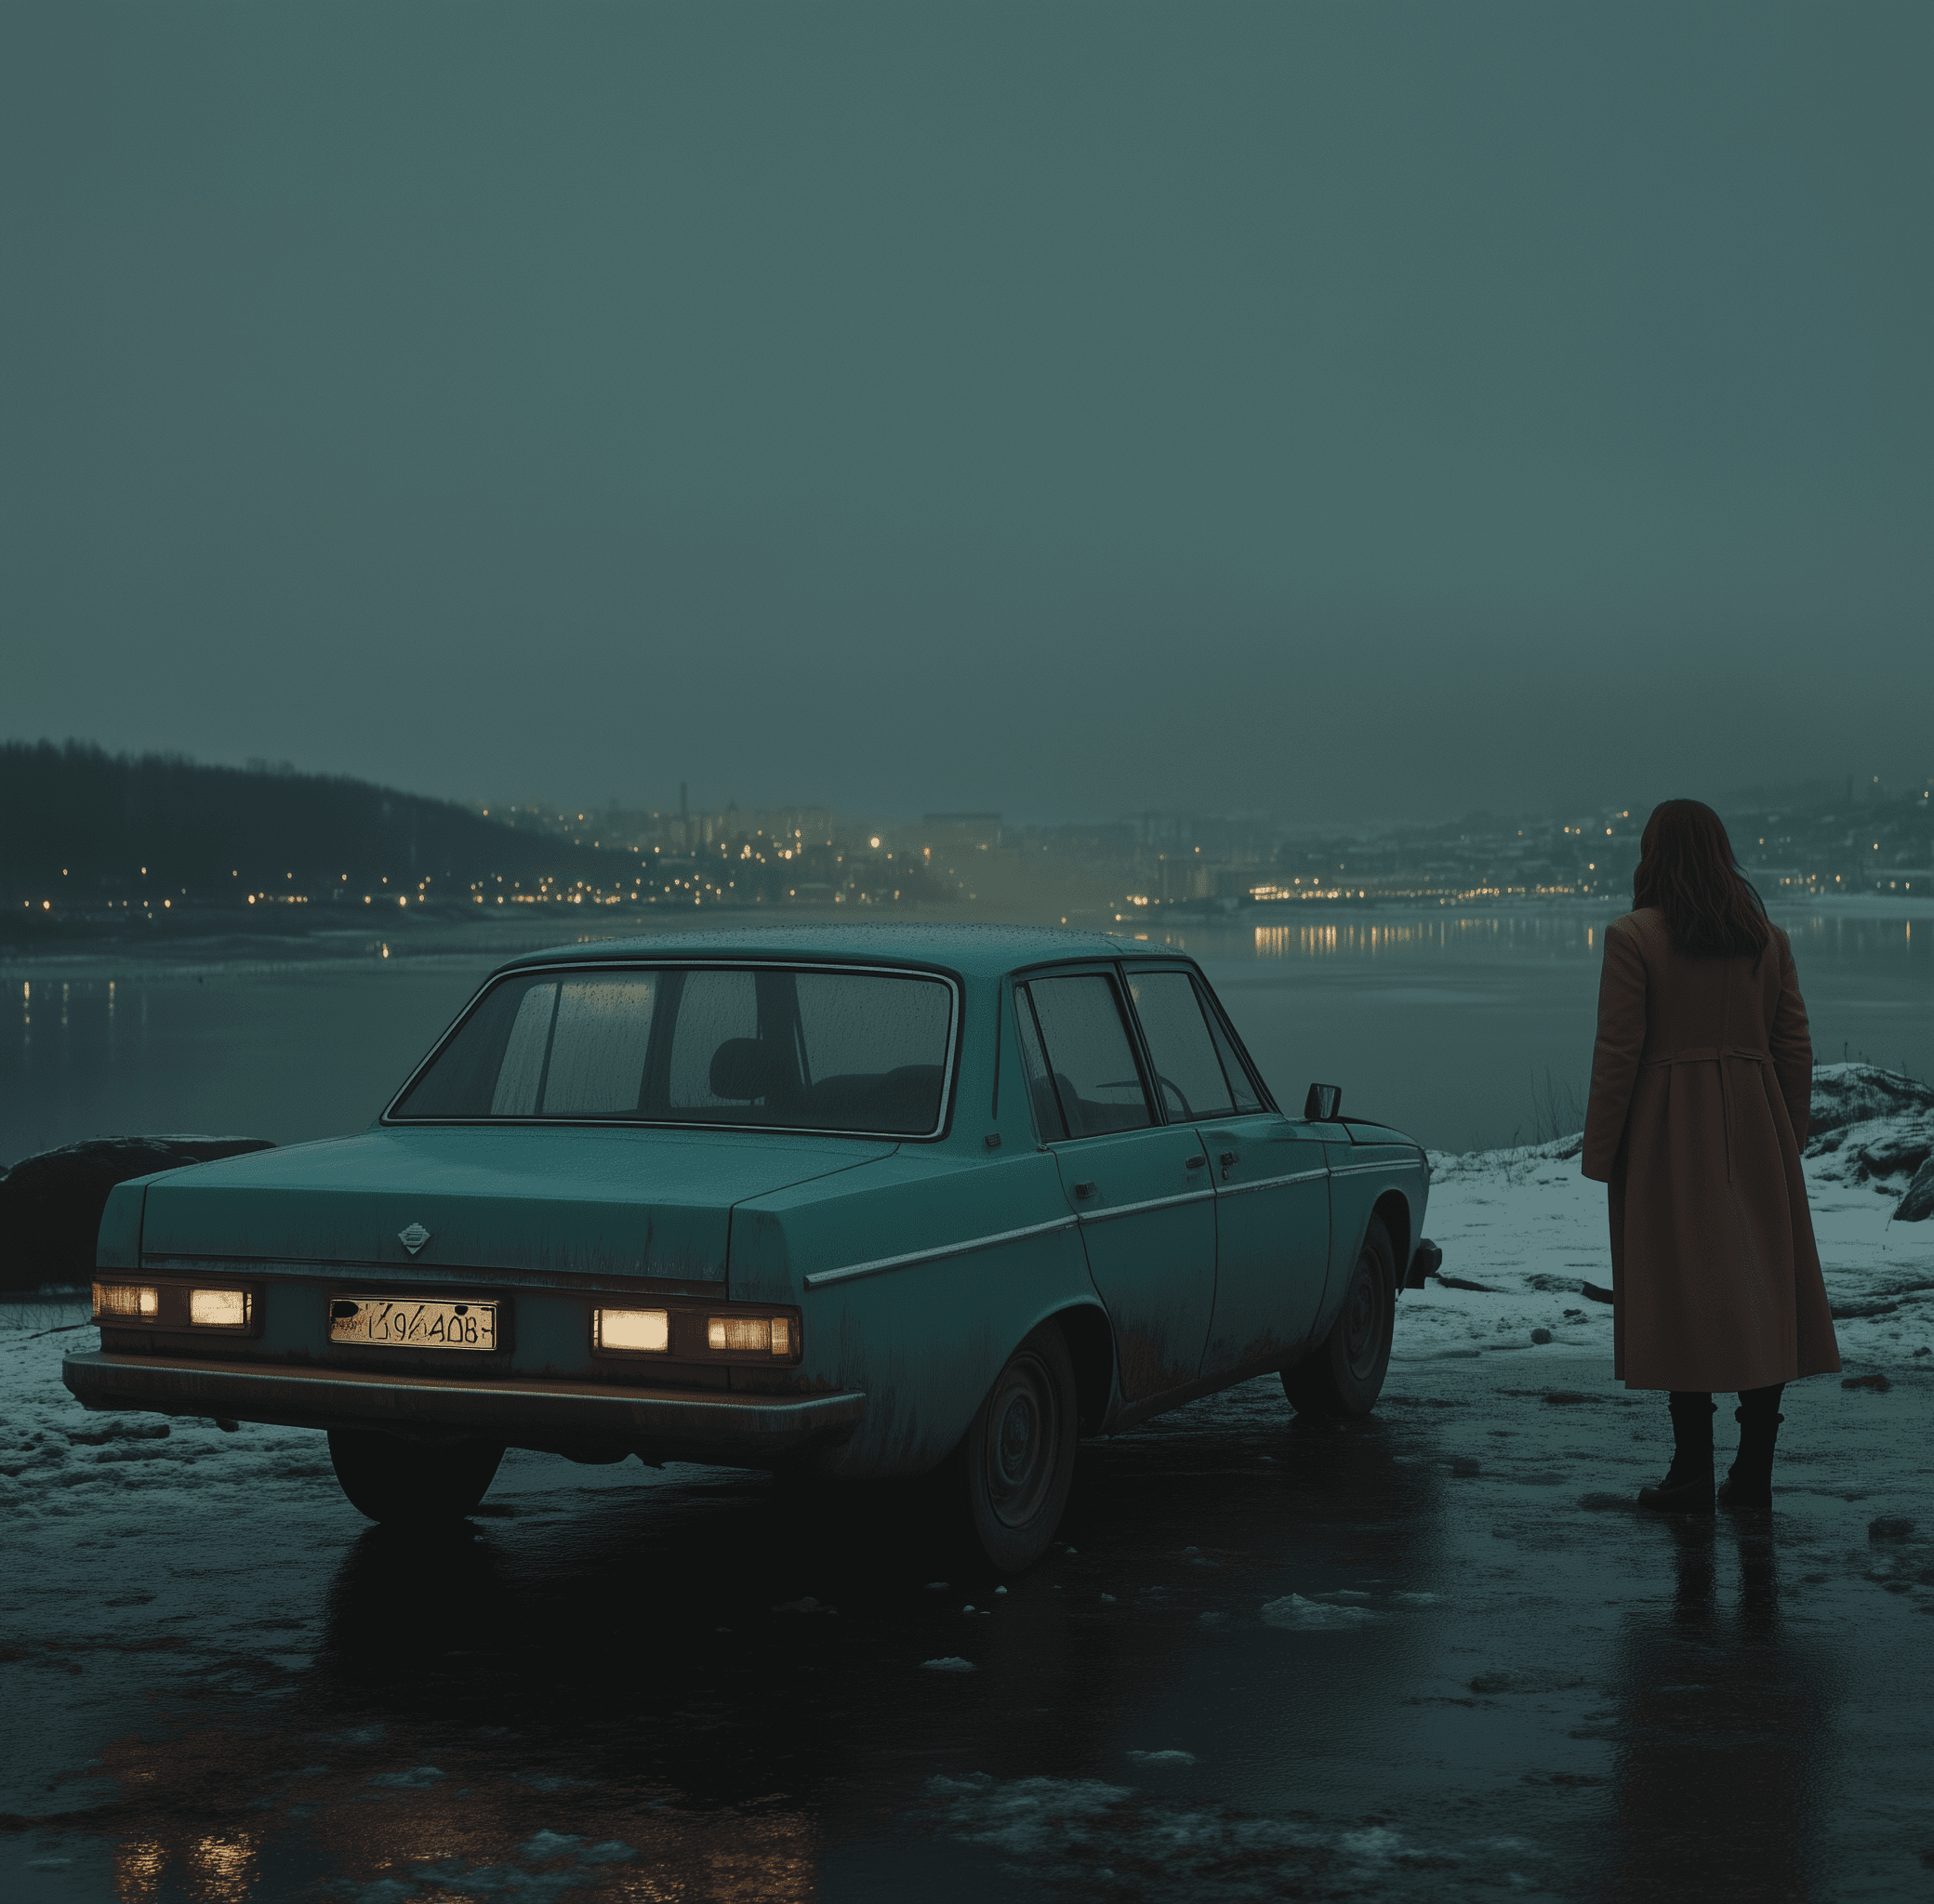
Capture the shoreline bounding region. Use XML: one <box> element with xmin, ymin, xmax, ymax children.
<box><xmin>3</xmin><ymin>891</ymin><xmax>1927</xmax><ymax>980</ymax></box>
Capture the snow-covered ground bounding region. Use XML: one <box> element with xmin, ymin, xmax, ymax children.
<box><xmin>5</xmin><ymin>1067</ymin><xmax>1928</xmax><ymax>1530</ymax></box>
<box><xmin>0</xmin><ymin>1309</ymin><xmax>342</xmax><ymax>1535</ymax></box>
<box><xmin>1407</xmin><ymin>1062</ymin><xmax>1934</xmax><ymax>1368</ymax></box>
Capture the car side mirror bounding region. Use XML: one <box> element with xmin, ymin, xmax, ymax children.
<box><xmin>1303</xmin><ymin>1082</ymin><xmax>1342</xmax><ymax>1121</ymax></box>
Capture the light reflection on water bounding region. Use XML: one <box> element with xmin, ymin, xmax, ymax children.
<box><xmin>1100</xmin><ymin>906</ymin><xmax>1926</xmax><ymax>1150</ymax></box>
<box><xmin>0</xmin><ymin>910</ymin><xmax>1926</xmax><ymax>1160</ymax></box>
<box><xmin>1246</xmin><ymin>915</ymin><xmax>1598</xmax><ymax>959</ymax></box>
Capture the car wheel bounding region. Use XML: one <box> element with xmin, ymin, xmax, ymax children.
<box><xmin>1281</xmin><ymin>1214</ymin><xmax>1397</xmax><ymax>1417</ymax></box>
<box><xmin>327</xmin><ymin>1428</ymin><xmax>505</xmax><ymax>1524</ymax></box>
<box><xmin>960</xmin><ymin>1322</ymin><xmax>1079</xmax><ymax>1573</ymax></box>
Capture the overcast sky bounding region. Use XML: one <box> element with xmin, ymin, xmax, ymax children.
<box><xmin>4</xmin><ymin>2</ymin><xmax>1928</xmax><ymax>824</ymax></box>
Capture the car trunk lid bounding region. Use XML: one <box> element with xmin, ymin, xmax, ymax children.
<box><xmin>137</xmin><ymin>1125</ymin><xmax>894</xmax><ymax>1286</ymax></box>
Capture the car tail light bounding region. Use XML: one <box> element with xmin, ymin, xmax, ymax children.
<box><xmin>593</xmin><ymin>1302</ymin><xmax>799</xmax><ymax>1360</ymax></box>
<box><xmin>708</xmin><ymin>1315</ymin><xmax>769</xmax><ymax>1353</ymax></box>
<box><xmin>93</xmin><ymin>1281</ymin><xmax>255</xmax><ymax>1330</ymax></box>
<box><xmin>707</xmin><ymin>1316</ymin><xmax>794</xmax><ymax>1356</ymax></box>
<box><xmin>94</xmin><ymin>1282</ymin><xmax>158</xmax><ymax>1320</ymax></box>
<box><xmin>595</xmin><ymin>1307</ymin><xmax>669</xmax><ymax>1353</ymax></box>
<box><xmin>189</xmin><ymin>1289</ymin><xmax>250</xmax><ymax>1329</ymax></box>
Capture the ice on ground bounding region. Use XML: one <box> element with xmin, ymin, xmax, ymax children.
<box><xmin>0</xmin><ymin>1301</ymin><xmax>366</xmax><ymax>1534</ymax></box>
<box><xmin>321</xmin><ymin>1830</ymin><xmax>639</xmax><ymax>1900</ymax></box>
<box><xmin>925</xmin><ymin>1772</ymin><xmax>1517</xmax><ymax>1901</ymax></box>
<box><xmin>1409</xmin><ymin>1066</ymin><xmax>1934</xmax><ymax>1367</ymax></box>
<box><xmin>1127</xmin><ymin>1749</ymin><xmax>1197</xmax><ymax>1765</ymax></box>
<box><xmin>1261</xmin><ymin>1594</ymin><xmax>1377</xmax><ymax>1630</ymax></box>
<box><xmin>921</xmin><ymin>1657</ymin><xmax>976</xmax><ymax>1672</ymax></box>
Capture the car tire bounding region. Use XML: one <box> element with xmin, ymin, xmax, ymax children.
<box><xmin>1280</xmin><ymin>1214</ymin><xmax>1397</xmax><ymax>1418</ymax></box>
<box><xmin>327</xmin><ymin>1428</ymin><xmax>505</xmax><ymax>1525</ymax></box>
<box><xmin>959</xmin><ymin>1321</ymin><xmax>1079</xmax><ymax>1573</ymax></box>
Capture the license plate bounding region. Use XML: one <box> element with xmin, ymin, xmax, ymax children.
<box><xmin>328</xmin><ymin>1296</ymin><xmax>499</xmax><ymax>1351</ymax></box>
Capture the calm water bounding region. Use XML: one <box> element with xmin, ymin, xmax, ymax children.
<box><xmin>3</xmin><ymin>906</ymin><xmax>1927</xmax><ymax>1163</ymax></box>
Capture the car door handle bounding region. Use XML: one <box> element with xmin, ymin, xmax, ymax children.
<box><xmin>1185</xmin><ymin>1155</ymin><xmax>1207</xmax><ymax>1170</ymax></box>
<box><xmin>1073</xmin><ymin>1181</ymin><xmax>1098</xmax><ymax>1200</ymax></box>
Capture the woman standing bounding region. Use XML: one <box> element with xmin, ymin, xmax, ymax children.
<box><xmin>1582</xmin><ymin>800</ymin><xmax>1839</xmax><ymax>1512</ymax></box>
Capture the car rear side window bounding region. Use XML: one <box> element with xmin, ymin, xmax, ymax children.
<box><xmin>1126</xmin><ymin>970</ymin><xmax>1235</xmax><ymax>1121</ymax></box>
<box><xmin>1203</xmin><ymin>1000</ymin><xmax>1265</xmax><ymax>1113</ymax></box>
<box><xmin>391</xmin><ymin>965</ymin><xmax>954</xmax><ymax>1135</ymax></box>
<box><xmin>1020</xmin><ymin>974</ymin><xmax>1153</xmax><ymax>1138</ymax></box>
<box><xmin>1013</xmin><ymin>982</ymin><xmax>1066</xmax><ymax>1140</ymax></box>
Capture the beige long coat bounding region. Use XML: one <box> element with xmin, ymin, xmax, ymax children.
<box><xmin>1582</xmin><ymin>907</ymin><xmax>1839</xmax><ymax>1392</ymax></box>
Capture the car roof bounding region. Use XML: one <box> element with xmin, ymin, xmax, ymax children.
<box><xmin>492</xmin><ymin>922</ymin><xmax>1188</xmax><ymax>982</ymax></box>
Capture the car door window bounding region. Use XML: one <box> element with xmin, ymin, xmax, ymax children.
<box><xmin>1127</xmin><ymin>971</ymin><xmax>1235</xmax><ymax>1121</ymax></box>
<box><xmin>1022</xmin><ymin>974</ymin><xmax>1153</xmax><ymax>1138</ymax></box>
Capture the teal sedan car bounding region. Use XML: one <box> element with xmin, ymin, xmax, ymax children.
<box><xmin>65</xmin><ymin>926</ymin><xmax>1437</xmax><ymax>1569</ymax></box>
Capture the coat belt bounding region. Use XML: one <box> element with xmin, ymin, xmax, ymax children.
<box><xmin>1637</xmin><ymin>1047</ymin><xmax>1770</xmax><ymax>1066</ymax></box>
<box><xmin>1637</xmin><ymin>1047</ymin><xmax>1770</xmax><ymax>1182</ymax></box>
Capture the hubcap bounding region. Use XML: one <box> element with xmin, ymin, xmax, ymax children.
<box><xmin>1341</xmin><ymin>1250</ymin><xmax>1387</xmax><ymax>1382</ymax></box>
<box><xmin>983</xmin><ymin>1351</ymin><xmax>1059</xmax><ymax>1527</ymax></box>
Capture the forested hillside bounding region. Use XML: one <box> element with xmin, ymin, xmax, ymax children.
<box><xmin>0</xmin><ymin>740</ymin><xmax>639</xmax><ymax>900</ymax></box>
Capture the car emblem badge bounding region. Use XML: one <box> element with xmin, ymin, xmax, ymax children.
<box><xmin>398</xmin><ymin>1223</ymin><xmax>431</xmax><ymax>1256</ymax></box>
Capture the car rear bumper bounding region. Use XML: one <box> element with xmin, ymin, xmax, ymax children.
<box><xmin>61</xmin><ymin>1349</ymin><xmax>866</xmax><ymax>1463</ymax></box>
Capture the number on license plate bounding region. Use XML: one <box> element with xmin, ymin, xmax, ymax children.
<box><xmin>328</xmin><ymin>1296</ymin><xmax>498</xmax><ymax>1351</ymax></box>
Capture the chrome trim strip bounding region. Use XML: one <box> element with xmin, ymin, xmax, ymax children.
<box><xmin>1331</xmin><ymin>1158</ymin><xmax>1424</xmax><ymax>1177</ymax></box>
<box><xmin>1077</xmin><ymin>1187</ymin><xmax>1216</xmax><ymax>1225</ymax></box>
<box><xmin>804</xmin><ymin>1215</ymin><xmax>1080</xmax><ymax>1289</ymax></box>
<box><xmin>1216</xmin><ymin>1167</ymin><xmax>1329</xmax><ymax>1196</ymax></box>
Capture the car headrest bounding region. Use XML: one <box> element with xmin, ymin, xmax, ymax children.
<box><xmin>709</xmin><ymin>1038</ymin><xmax>787</xmax><ymax>1101</ymax></box>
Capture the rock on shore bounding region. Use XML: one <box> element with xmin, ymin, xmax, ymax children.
<box><xmin>1804</xmin><ymin>1063</ymin><xmax>1934</xmax><ymax>1220</ymax></box>
<box><xmin>0</xmin><ymin>1136</ymin><xmax>274</xmax><ymax>1292</ymax></box>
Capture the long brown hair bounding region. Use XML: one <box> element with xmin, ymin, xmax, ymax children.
<box><xmin>1632</xmin><ymin>800</ymin><xmax>1770</xmax><ymax>960</ymax></box>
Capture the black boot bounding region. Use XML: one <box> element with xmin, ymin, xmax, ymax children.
<box><xmin>1717</xmin><ymin>1384</ymin><xmax>1784</xmax><ymax>1513</ymax></box>
<box><xmin>1638</xmin><ymin>1393</ymin><xmax>1715</xmax><ymax>1513</ymax></box>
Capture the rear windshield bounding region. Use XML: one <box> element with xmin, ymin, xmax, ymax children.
<box><xmin>390</xmin><ymin>965</ymin><xmax>955</xmax><ymax>1135</ymax></box>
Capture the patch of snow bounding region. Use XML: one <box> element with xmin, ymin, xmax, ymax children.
<box><xmin>921</xmin><ymin>1656</ymin><xmax>976</xmax><ymax>1672</ymax></box>
<box><xmin>923</xmin><ymin>1772</ymin><xmax>1520</xmax><ymax>1899</ymax></box>
<box><xmin>518</xmin><ymin>1831</ymin><xmax>584</xmax><ymax>1860</ymax></box>
<box><xmin>0</xmin><ymin>1302</ymin><xmax>384</xmax><ymax>1533</ymax></box>
<box><xmin>1408</xmin><ymin>1068</ymin><xmax>1934</xmax><ymax>1367</ymax></box>
<box><xmin>1261</xmin><ymin>1594</ymin><xmax>1377</xmax><ymax>1630</ymax></box>
<box><xmin>1127</xmin><ymin>1749</ymin><xmax>1197</xmax><ymax>1765</ymax></box>
<box><xmin>1339</xmin><ymin>1824</ymin><xmax>1406</xmax><ymax>1861</ymax></box>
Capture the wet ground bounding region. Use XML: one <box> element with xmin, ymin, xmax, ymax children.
<box><xmin>5</xmin><ymin>1329</ymin><xmax>1932</xmax><ymax>1904</ymax></box>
